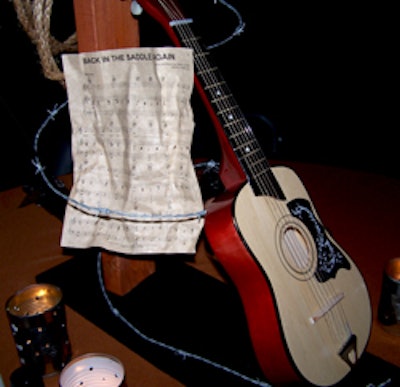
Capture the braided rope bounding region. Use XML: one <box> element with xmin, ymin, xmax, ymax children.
<box><xmin>12</xmin><ymin>0</ymin><xmax>77</xmax><ymax>85</ymax></box>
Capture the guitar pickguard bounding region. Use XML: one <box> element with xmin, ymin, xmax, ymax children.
<box><xmin>136</xmin><ymin>0</ymin><xmax>372</xmax><ymax>382</ymax></box>
<box><xmin>287</xmin><ymin>198</ymin><xmax>350</xmax><ymax>282</ymax></box>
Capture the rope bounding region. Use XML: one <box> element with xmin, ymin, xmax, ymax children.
<box><xmin>11</xmin><ymin>0</ymin><xmax>243</xmax><ymax>85</ymax></box>
<box><xmin>12</xmin><ymin>0</ymin><xmax>77</xmax><ymax>85</ymax></box>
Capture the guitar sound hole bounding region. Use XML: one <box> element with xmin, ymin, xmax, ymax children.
<box><xmin>278</xmin><ymin>221</ymin><xmax>317</xmax><ymax>280</ymax></box>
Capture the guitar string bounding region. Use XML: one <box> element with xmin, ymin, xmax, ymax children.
<box><xmin>155</xmin><ymin>0</ymin><xmax>323</xmax><ymax>371</ymax></box>
<box><xmin>166</xmin><ymin>0</ymin><xmax>324</xmax><ymax>323</ymax></box>
<box><xmin>166</xmin><ymin>4</ymin><xmax>352</xmax><ymax>356</ymax></box>
<box><xmin>154</xmin><ymin>0</ymin><xmax>360</xmax><ymax>382</ymax></box>
<box><xmin>171</xmin><ymin>0</ymin><xmax>355</xmax><ymax>370</ymax></box>
<box><xmin>28</xmin><ymin>80</ymin><xmax>272</xmax><ymax>384</ymax></box>
<box><xmin>170</xmin><ymin>21</ymin><xmax>342</xmax><ymax>341</ymax></box>
<box><xmin>33</xmin><ymin>65</ymin><xmax>271</xmax><ymax>384</ymax></box>
<box><xmin>169</xmin><ymin>18</ymin><xmax>342</xmax><ymax>346</ymax></box>
<box><xmin>158</xmin><ymin>1</ymin><xmax>356</xmax><ymax>375</ymax></box>
<box><xmin>196</xmin><ymin>32</ymin><xmax>352</xmax><ymax>349</ymax></box>
<box><xmin>190</xmin><ymin>29</ymin><xmax>350</xmax><ymax>347</ymax></box>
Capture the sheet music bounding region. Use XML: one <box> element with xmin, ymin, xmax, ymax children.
<box><xmin>60</xmin><ymin>47</ymin><xmax>205</xmax><ymax>254</ymax></box>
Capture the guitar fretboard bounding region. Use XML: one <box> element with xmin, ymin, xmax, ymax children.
<box><xmin>177</xmin><ymin>27</ymin><xmax>284</xmax><ymax>200</ymax></box>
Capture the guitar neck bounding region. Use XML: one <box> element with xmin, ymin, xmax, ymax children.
<box><xmin>138</xmin><ymin>0</ymin><xmax>284</xmax><ymax>199</ymax></box>
<box><xmin>177</xmin><ymin>23</ymin><xmax>284</xmax><ymax>198</ymax></box>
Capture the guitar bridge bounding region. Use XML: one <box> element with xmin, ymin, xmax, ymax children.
<box><xmin>339</xmin><ymin>334</ymin><xmax>358</xmax><ymax>368</ymax></box>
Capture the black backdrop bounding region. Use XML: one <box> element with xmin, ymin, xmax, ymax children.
<box><xmin>0</xmin><ymin>0</ymin><xmax>397</xmax><ymax>191</ymax></box>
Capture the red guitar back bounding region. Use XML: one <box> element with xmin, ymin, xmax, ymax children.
<box><xmin>136</xmin><ymin>1</ymin><xmax>372</xmax><ymax>386</ymax></box>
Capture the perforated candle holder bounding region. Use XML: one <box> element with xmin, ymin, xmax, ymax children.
<box><xmin>59</xmin><ymin>353</ymin><xmax>125</xmax><ymax>386</ymax></box>
<box><xmin>378</xmin><ymin>257</ymin><xmax>400</xmax><ymax>336</ymax></box>
<box><xmin>5</xmin><ymin>283</ymin><xmax>72</xmax><ymax>376</ymax></box>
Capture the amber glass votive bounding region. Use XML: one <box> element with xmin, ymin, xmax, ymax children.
<box><xmin>378</xmin><ymin>257</ymin><xmax>400</xmax><ymax>335</ymax></box>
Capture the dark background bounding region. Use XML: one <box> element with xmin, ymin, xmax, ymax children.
<box><xmin>0</xmin><ymin>0</ymin><xmax>397</xmax><ymax>192</ymax></box>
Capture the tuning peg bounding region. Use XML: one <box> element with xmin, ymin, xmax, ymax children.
<box><xmin>131</xmin><ymin>1</ymin><xmax>143</xmax><ymax>16</ymax></box>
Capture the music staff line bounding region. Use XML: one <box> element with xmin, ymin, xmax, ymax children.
<box><xmin>32</xmin><ymin>101</ymin><xmax>206</xmax><ymax>222</ymax></box>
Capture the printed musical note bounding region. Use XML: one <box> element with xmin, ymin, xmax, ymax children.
<box><xmin>60</xmin><ymin>47</ymin><xmax>204</xmax><ymax>254</ymax></box>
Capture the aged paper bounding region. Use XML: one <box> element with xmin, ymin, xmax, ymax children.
<box><xmin>60</xmin><ymin>47</ymin><xmax>205</xmax><ymax>254</ymax></box>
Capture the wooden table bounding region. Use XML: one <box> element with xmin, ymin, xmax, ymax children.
<box><xmin>1</xmin><ymin>161</ymin><xmax>399</xmax><ymax>386</ymax></box>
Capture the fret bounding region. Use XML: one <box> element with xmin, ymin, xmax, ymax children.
<box><xmin>196</xmin><ymin>66</ymin><xmax>219</xmax><ymax>77</ymax></box>
<box><xmin>253</xmin><ymin>167</ymin><xmax>272</xmax><ymax>180</ymax></box>
<box><xmin>209</xmin><ymin>94</ymin><xmax>232</xmax><ymax>106</ymax></box>
<box><xmin>226</xmin><ymin>125</ymin><xmax>248</xmax><ymax>138</ymax></box>
<box><xmin>193</xmin><ymin>51</ymin><xmax>209</xmax><ymax>61</ymax></box>
<box><xmin>221</xmin><ymin>114</ymin><xmax>246</xmax><ymax>128</ymax></box>
<box><xmin>247</xmin><ymin>157</ymin><xmax>268</xmax><ymax>172</ymax></box>
<box><xmin>203</xmin><ymin>81</ymin><xmax>226</xmax><ymax>91</ymax></box>
<box><xmin>197</xmin><ymin>76</ymin><xmax>222</xmax><ymax>89</ymax></box>
<box><xmin>223</xmin><ymin>119</ymin><xmax>246</xmax><ymax>131</ymax></box>
<box><xmin>227</xmin><ymin>128</ymin><xmax>255</xmax><ymax>144</ymax></box>
<box><xmin>233</xmin><ymin>139</ymin><xmax>260</xmax><ymax>157</ymax></box>
<box><xmin>209</xmin><ymin>93</ymin><xmax>240</xmax><ymax>115</ymax></box>
<box><xmin>216</xmin><ymin>103</ymin><xmax>240</xmax><ymax>117</ymax></box>
<box><xmin>202</xmin><ymin>77</ymin><xmax>228</xmax><ymax>89</ymax></box>
<box><xmin>174</xmin><ymin>23</ymin><xmax>283</xmax><ymax>198</ymax></box>
<box><xmin>235</xmin><ymin>147</ymin><xmax>259</xmax><ymax>160</ymax></box>
<box><xmin>249</xmin><ymin>164</ymin><xmax>270</xmax><ymax>180</ymax></box>
<box><xmin>239</xmin><ymin>147</ymin><xmax>265</xmax><ymax>163</ymax></box>
<box><xmin>215</xmin><ymin>104</ymin><xmax>242</xmax><ymax>120</ymax></box>
<box><xmin>180</xmin><ymin>35</ymin><xmax>201</xmax><ymax>46</ymax></box>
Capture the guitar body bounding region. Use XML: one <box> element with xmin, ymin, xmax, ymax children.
<box><xmin>137</xmin><ymin>0</ymin><xmax>372</xmax><ymax>385</ymax></box>
<box><xmin>205</xmin><ymin>166</ymin><xmax>371</xmax><ymax>386</ymax></box>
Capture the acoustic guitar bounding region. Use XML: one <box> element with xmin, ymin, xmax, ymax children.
<box><xmin>136</xmin><ymin>1</ymin><xmax>372</xmax><ymax>385</ymax></box>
